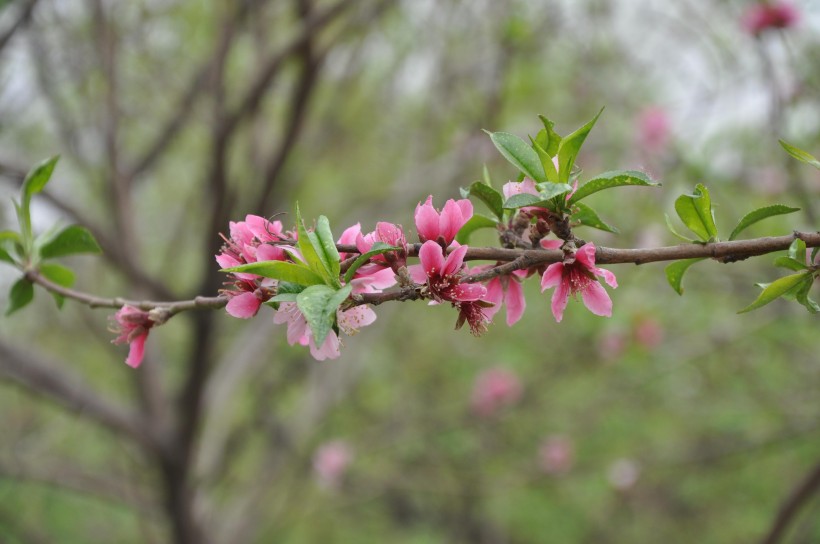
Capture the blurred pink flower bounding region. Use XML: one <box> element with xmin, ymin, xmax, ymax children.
<box><xmin>636</xmin><ymin>106</ymin><xmax>671</xmax><ymax>154</ymax></box>
<box><xmin>109</xmin><ymin>305</ymin><xmax>154</xmax><ymax>368</ymax></box>
<box><xmin>538</xmin><ymin>435</ymin><xmax>575</xmax><ymax>475</ymax></box>
<box><xmin>607</xmin><ymin>458</ymin><xmax>641</xmax><ymax>491</ymax></box>
<box><xmin>414</xmin><ymin>195</ymin><xmax>473</xmax><ymax>246</ymax></box>
<box><xmin>540</xmin><ymin>241</ymin><xmax>618</xmax><ymax>322</ymax></box>
<box><xmin>471</xmin><ymin>367</ymin><xmax>523</xmax><ymax>417</ymax></box>
<box><xmin>634</xmin><ymin>317</ymin><xmax>664</xmax><ymax>350</ymax></box>
<box><xmin>313</xmin><ymin>440</ymin><xmax>353</xmax><ymax>490</ymax></box>
<box><xmin>742</xmin><ymin>1</ymin><xmax>799</xmax><ymax>35</ymax></box>
<box><xmin>597</xmin><ymin>330</ymin><xmax>627</xmax><ymax>363</ymax></box>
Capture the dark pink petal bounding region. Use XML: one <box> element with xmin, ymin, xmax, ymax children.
<box><xmin>338</xmin><ymin>223</ymin><xmax>361</xmax><ymax>245</ymax></box>
<box><xmin>415</xmin><ymin>196</ymin><xmax>440</xmax><ymax>242</ymax></box>
<box><xmin>550</xmin><ymin>276</ymin><xmax>570</xmax><ymax>323</ymax></box>
<box><xmin>581</xmin><ymin>280</ymin><xmax>612</xmax><ymax>317</ymax></box>
<box><xmin>419</xmin><ymin>240</ymin><xmax>445</xmax><ymax>277</ymax></box>
<box><xmin>482</xmin><ymin>278</ymin><xmax>503</xmax><ymax>320</ymax></box>
<box><xmin>596</xmin><ymin>267</ymin><xmax>618</xmax><ymax>288</ymax></box>
<box><xmin>440</xmin><ymin>199</ymin><xmax>460</xmax><ymax>242</ymax></box>
<box><xmin>505</xmin><ymin>277</ymin><xmax>526</xmax><ymax>326</ymax></box>
<box><xmin>256</xmin><ymin>243</ymin><xmax>286</xmax><ymax>262</ymax></box>
<box><xmin>540</xmin><ymin>238</ymin><xmax>563</xmax><ymax>250</ymax></box>
<box><xmin>456</xmin><ymin>199</ymin><xmax>473</xmax><ymax>223</ymax></box>
<box><xmin>215</xmin><ymin>253</ymin><xmax>241</xmax><ymax>269</ymax></box>
<box><xmin>125</xmin><ymin>333</ymin><xmax>147</xmax><ymax>368</ymax></box>
<box><xmin>540</xmin><ymin>263</ymin><xmax>564</xmax><ymax>291</ymax></box>
<box><xmin>442</xmin><ymin>244</ymin><xmax>468</xmax><ymax>277</ymax></box>
<box><xmin>450</xmin><ymin>282</ymin><xmax>486</xmax><ymax>302</ymax></box>
<box><xmin>575</xmin><ymin>243</ymin><xmax>597</xmax><ymax>270</ymax></box>
<box><xmin>226</xmin><ymin>292</ymin><xmax>261</xmax><ymax>319</ymax></box>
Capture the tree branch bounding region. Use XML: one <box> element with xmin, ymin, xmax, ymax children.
<box><xmin>760</xmin><ymin>459</ymin><xmax>820</xmax><ymax>544</ymax></box>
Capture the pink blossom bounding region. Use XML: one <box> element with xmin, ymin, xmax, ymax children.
<box><xmin>109</xmin><ymin>305</ymin><xmax>154</xmax><ymax>368</ymax></box>
<box><xmin>540</xmin><ymin>241</ymin><xmax>617</xmax><ymax>322</ymax></box>
<box><xmin>313</xmin><ymin>440</ymin><xmax>353</xmax><ymax>490</ymax></box>
<box><xmin>538</xmin><ymin>435</ymin><xmax>575</xmax><ymax>475</ymax></box>
<box><xmin>634</xmin><ymin>316</ymin><xmax>664</xmax><ymax>350</ymax></box>
<box><xmin>597</xmin><ymin>330</ymin><xmax>627</xmax><ymax>363</ymax></box>
<box><xmin>408</xmin><ymin>241</ymin><xmax>489</xmax><ymax>334</ymax></box>
<box><xmin>482</xmin><ymin>269</ymin><xmax>527</xmax><ymax>326</ymax></box>
<box><xmin>414</xmin><ymin>196</ymin><xmax>473</xmax><ymax>246</ymax></box>
<box><xmin>742</xmin><ymin>2</ymin><xmax>799</xmax><ymax>35</ymax></box>
<box><xmin>636</xmin><ymin>106</ymin><xmax>671</xmax><ymax>154</ymax></box>
<box><xmin>356</xmin><ymin>221</ymin><xmax>407</xmax><ymax>272</ymax></box>
<box><xmin>502</xmin><ymin>178</ymin><xmax>540</xmax><ymax>201</ymax></box>
<box><xmin>471</xmin><ymin>367</ymin><xmax>523</xmax><ymax>417</ymax></box>
<box><xmin>273</xmin><ymin>302</ymin><xmax>377</xmax><ymax>361</ymax></box>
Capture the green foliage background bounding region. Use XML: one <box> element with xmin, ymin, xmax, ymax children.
<box><xmin>0</xmin><ymin>0</ymin><xmax>819</xmax><ymax>542</ymax></box>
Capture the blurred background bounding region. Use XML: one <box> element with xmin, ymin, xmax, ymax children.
<box><xmin>1</xmin><ymin>0</ymin><xmax>819</xmax><ymax>542</ymax></box>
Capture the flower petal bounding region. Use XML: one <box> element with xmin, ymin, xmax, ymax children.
<box><xmin>540</xmin><ymin>263</ymin><xmax>564</xmax><ymax>291</ymax></box>
<box><xmin>482</xmin><ymin>278</ymin><xmax>503</xmax><ymax>320</ymax></box>
<box><xmin>575</xmin><ymin>243</ymin><xmax>597</xmax><ymax>269</ymax></box>
<box><xmin>581</xmin><ymin>280</ymin><xmax>613</xmax><ymax>317</ymax></box>
<box><xmin>414</xmin><ymin>196</ymin><xmax>440</xmax><ymax>242</ymax></box>
<box><xmin>442</xmin><ymin>244</ymin><xmax>468</xmax><ymax>276</ymax></box>
<box><xmin>419</xmin><ymin>240</ymin><xmax>446</xmax><ymax>277</ymax></box>
<box><xmin>450</xmin><ymin>282</ymin><xmax>486</xmax><ymax>302</ymax></box>
<box><xmin>407</xmin><ymin>264</ymin><xmax>428</xmax><ymax>284</ymax></box>
<box><xmin>125</xmin><ymin>333</ymin><xmax>147</xmax><ymax>368</ymax></box>
<box><xmin>550</xmin><ymin>276</ymin><xmax>570</xmax><ymax>323</ymax></box>
<box><xmin>505</xmin><ymin>277</ymin><xmax>526</xmax><ymax>326</ymax></box>
<box><xmin>596</xmin><ymin>267</ymin><xmax>618</xmax><ymax>288</ymax></box>
<box><xmin>540</xmin><ymin>238</ymin><xmax>563</xmax><ymax>250</ymax></box>
<box><xmin>226</xmin><ymin>292</ymin><xmax>261</xmax><ymax>319</ymax></box>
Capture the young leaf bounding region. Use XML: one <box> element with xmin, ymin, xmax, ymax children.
<box><xmin>503</xmin><ymin>184</ymin><xmax>574</xmax><ymax>209</ymax></box>
<box><xmin>455</xmin><ymin>214</ymin><xmax>498</xmax><ymax>245</ymax></box>
<box><xmin>737</xmin><ymin>271</ymin><xmax>811</xmax><ymax>313</ymax></box>
<box><xmin>537</xmin><ymin>115</ymin><xmax>562</xmax><ymax>156</ymax></box>
<box><xmin>788</xmin><ymin>238</ymin><xmax>806</xmax><ymax>262</ymax></box>
<box><xmin>531</xmin><ymin>139</ymin><xmax>559</xmax><ymax>183</ymax></box>
<box><xmin>795</xmin><ymin>277</ymin><xmax>820</xmax><ymax>313</ymax></box>
<box><xmin>296</xmin><ymin>204</ymin><xmax>333</xmax><ymax>285</ymax></box>
<box><xmin>39</xmin><ymin>225</ymin><xmax>102</xmax><ymax>259</ymax></box>
<box><xmin>728</xmin><ymin>204</ymin><xmax>800</xmax><ymax>241</ymax></box>
<box><xmin>567</xmin><ymin>170</ymin><xmax>659</xmax><ymax>205</ymax></box>
<box><xmin>571</xmin><ymin>202</ymin><xmax>619</xmax><ymax>233</ymax></box>
<box><xmin>664</xmin><ymin>214</ymin><xmax>696</xmax><ymax>243</ymax></box>
<box><xmin>773</xmin><ymin>256</ymin><xmax>808</xmax><ymax>271</ymax></box>
<box><xmin>315</xmin><ymin>215</ymin><xmax>341</xmax><ymax>282</ymax></box>
<box><xmin>343</xmin><ymin>242</ymin><xmax>400</xmax><ymax>284</ymax></box>
<box><xmin>22</xmin><ymin>155</ymin><xmax>60</xmax><ymax>207</ymax></box>
<box><xmin>556</xmin><ymin>107</ymin><xmax>603</xmax><ymax>183</ymax></box>
<box><xmin>6</xmin><ymin>277</ymin><xmax>34</xmax><ymax>316</ymax></box>
<box><xmin>40</xmin><ymin>262</ymin><xmax>75</xmax><ymax>309</ymax></box>
<box><xmin>221</xmin><ymin>260</ymin><xmax>325</xmax><ymax>286</ymax></box>
<box><xmin>779</xmin><ymin>140</ymin><xmax>820</xmax><ymax>170</ymax></box>
<box><xmin>674</xmin><ymin>184</ymin><xmax>718</xmax><ymax>242</ymax></box>
<box><xmin>296</xmin><ymin>284</ymin><xmax>352</xmax><ymax>346</ymax></box>
<box><xmin>0</xmin><ymin>246</ymin><xmax>12</xmax><ymax>265</ymax></box>
<box><xmin>485</xmin><ymin>131</ymin><xmax>547</xmax><ymax>183</ymax></box>
<box><xmin>665</xmin><ymin>258</ymin><xmax>705</xmax><ymax>295</ymax></box>
<box><xmin>463</xmin><ymin>181</ymin><xmax>503</xmax><ymax>220</ymax></box>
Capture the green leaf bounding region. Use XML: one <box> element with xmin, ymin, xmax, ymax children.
<box><xmin>39</xmin><ymin>225</ymin><xmax>102</xmax><ymax>259</ymax></box>
<box><xmin>665</xmin><ymin>258</ymin><xmax>705</xmax><ymax>295</ymax></box>
<box><xmin>773</xmin><ymin>256</ymin><xmax>808</xmax><ymax>271</ymax></box>
<box><xmin>674</xmin><ymin>184</ymin><xmax>718</xmax><ymax>242</ymax></box>
<box><xmin>537</xmin><ymin>115</ymin><xmax>562</xmax><ymax>156</ymax></box>
<box><xmin>6</xmin><ymin>278</ymin><xmax>34</xmax><ymax>316</ymax></box>
<box><xmin>531</xmin><ymin>139</ymin><xmax>559</xmax><ymax>183</ymax></box>
<box><xmin>22</xmin><ymin>156</ymin><xmax>59</xmax><ymax>206</ymax></box>
<box><xmin>343</xmin><ymin>242</ymin><xmax>400</xmax><ymax>284</ymax></box>
<box><xmin>556</xmin><ymin>108</ymin><xmax>603</xmax><ymax>183</ymax></box>
<box><xmin>463</xmin><ymin>181</ymin><xmax>503</xmax><ymax>220</ymax></box>
<box><xmin>779</xmin><ymin>140</ymin><xmax>820</xmax><ymax>169</ymax></box>
<box><xmin>265</xmin><ymin>281</ymin><xmax>307</xmax><ymax>305</ymax></box>
<box><xmin>486</xmin><ymin>131</ymin><xmax>547</xmax><ymax>183</ymax></box>
<box><xmin>795</xmin><ymin>277</ymin><xmax>820</xmax><ymax>313</ymax></box>
<box><xmin>664</xmin><ymin>214</ymin><xmax>696</xmax><ymax>243</ymax></box>
<box><xmin>729</xmin><ymin>204</ymin><xmax>800</xmax><ymax>241</ymax></box>
<box><xmin>296</xmin><ymin>204</ymin><xmax>333</xmax><ymax>285</ymax></box>
<box><xmin>788</xmin><ymin>238</ymin><xmax>806</xmax><ymax>262</ymax></box>
<box><xmin>503</xmin><ymin>184</ymin><xmax>574</xmax><ymax>209</ymax></box>
<box><xmin>315</xmin><ymin>215</ymin><xmax>341</xmax><ymax>282</ymax></box>
<box><xmin>568</xmin><ymin>170</ymin><xmax>659</xmax><ymax>205</ymax></box>
<box><xmin>296</xmin><ymin>284</ymin><xmax>352</xmax><ymax>346</ymax></box>
<box><xmin>482</xmin><ymin>164</ymin><xmax>492</xmax><ymax>185</ymax></box>
<box><xmin>738</xmin><ymin>271</ymin><xmax>811</xmax><ymax>313</ymax></box>
<box><xmin>40</xmin><ymin>262</ymin><xmax>75</xmax><ymax>309</ymax></box>
<box><xmin>221</xmin><ymin>260</ymin><xmax>325</xmax><ymax>286</ymax></box>
<box><xmin>455</xmin><ymin>214</ymin><xmax>499</xmax><ymax>244</ymax></box>
<box><xmin>571</xmin><ymin>202</ymin><xmax>619</xmax><ymax>233</ymax></box>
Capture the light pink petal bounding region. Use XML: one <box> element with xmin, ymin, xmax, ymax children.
<box><xmin>540</xmin><ymin>238</ymin><xmax>563</xmax><ymax>250</ymax></box>
<box><xmin>575</xmin><ymin>243</ymin><xmax>597</xmax><ymax>269</ymax></box>
<box><xmin>540</xmin><ymin>263</ymin><xmax>564</xmax><ymax>291</ymax></box>
<box><xmin>338</xmin><ymin>305</ymin><xmax>377</xmax><ymax>333</ymax></box>
<box><xmin>482</xmin><ymin>278</ymin><xmax>503</xmax><ymax>320</ymax></box>
<box><xmin>338</xmin><ymin>223</ymin><xmax>361</xmax><ymax>245</ymax></box>
<box><xmin>505</xmin><ymin>278</ymin><xmax>526</xmax><ymax>326</ymax></box>
<box><xmin>256</xmin><ymin>243</ymin><xmax>286</xmax><ymax>262</ymax></box>
<box><xmin>442</xmin><ymin>244</ymin><xmax>468</xmax><ymax>276</ymax></box>
<box><xmin>550</xmin><ymin>277</ymin><xmax>570</xmax><ymax>323</ymax></box>
<box><xmin>351</xmin><ymin>266</ymin><xmax>396</xmax><ymax>293</ymax></box>
<box><xmin>419</xmin><ymin>240</ymin><xmax>446</xmax><ymax>277</ymax></box>
<box><xmin>450</xmin><ymin>282</ymin><xmax>486</xmax><ymax>302</ymax></box>
<box><xmin>581</xmin><ymin>281</ymin><xmax>612</xmax><ymax>317</ymax></box>
<box><xmin>407</xmin><ymin>264</ymin><xmax>428</xmax><ymax>284</ymax></box>
<box><xmin>415</xmin><ymin>196</ymin><xmax>440</xmax><ymax>241</ymax></box>
<box><xmin>596</xmin><ymin>267</ymin><xmax>618</xmax><ymax>288</ymax></box>
<box><xmin>215</xmin><ymin>253</ymin><xmax>240</xmax><ymax>269</ymax></box>
<box><xmin>456</xmin><ymin>199</ymin><xmax>473</xmax><ymax>222</ymax></box>
<box><xmin>439</xmin><ymin>199</ymin><xmax>460</xmax><ymax>242</ymax></box>
<box><xmin>125</xmin><ymin>333</ymin><xmax>147</xmax><ymax>368</ymax></box>
<box><xmin>226</xmin><ymin>292</ymin><xmax>261</xmax><ymax>319</ymax></box>
<box><xmin>310</xmin><ymin>331</ymin><xmax>341</xmax><ymax>361</ymax></box>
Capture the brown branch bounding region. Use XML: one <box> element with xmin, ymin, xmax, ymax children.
<box><xmin>760</xmin><ymin>459</ymin><xmax>820</xmax><ymax>544</ymax></box>
<box><xmin>0</xmin><ymin>0</ymin><xmax>39</xmax><ymax>52</ymax></box>
<box><xmin>0</xmin><ymin>339</ymin><xmax>159</xmax><ymax>452</ymax></box>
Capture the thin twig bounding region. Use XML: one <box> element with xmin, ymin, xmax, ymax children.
<box><xmin>760</xmin><ymin>459</ymin><xmax>820</xmax><ymax>544</ymax></box>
